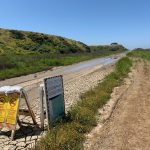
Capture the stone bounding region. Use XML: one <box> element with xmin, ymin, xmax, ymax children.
<box><xmin>10</xmin><ymin>141</ymin><xmax>17</xmax><ymax>145</ymax></box>
<box><xmin>9</xmin><ymin>146</ymin><xmax>17</xmax><ymax>150</ymax></box>
<box><xmin>16</xmin><ymin>137</ymin><xmax>25</xmax><ymax>143</ymax></box>
<box><xmin>3</xmin><ymin>145</ymin><xmax>15</xmax><ymax>150</ymax></box>
<box><xmin>26</xmin><ymin>136</ymin><xmax>31</xmax><ymax>141</ymax></box>
<box><xmin>0</xmin><ymin>135</ymin><xmax>7</xmax><ymax>139</ymax></box>
<box><xmin>0</xmin><ymin>137</ymin><xmax>9</xmax><ymax>142</ymax></box>
<box><xmin>16</xmin><ymin>142</ymin><xmax>26</xmax><ymax>147</ymax></box>
<box><xmin>4</xmin><ymin>141</ymin><xmax>10</xmax><ymax>145</ymax></box>
<box><xmin>31</xmin><ymin>135</ymin><xmax>38</xmax><ymax>140</ymax></box>
<box><xmin>16</xmin><ymin>147</ymin><xmax>25</xmax><ymax>150</ymax></box>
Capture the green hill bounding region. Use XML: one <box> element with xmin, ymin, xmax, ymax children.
<box><xmin>0</xmin><ymin>28</ymin><xmax>127</xmax><ymax>80</ymax></box>
<box><xmin>0</xmin><ymin>28</ymin><xmax>127</xmax><ymax>55</ymax></box>
<box><xmin>0</xmin><ymin>28</ymin><xmax>90</xmax><ymax>55</ymax></box>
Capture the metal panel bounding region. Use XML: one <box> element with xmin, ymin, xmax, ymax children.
<box><xmin>44</xmin><ymin>75</ymin><xmax>65</xmax><ymax>128</ymax></box>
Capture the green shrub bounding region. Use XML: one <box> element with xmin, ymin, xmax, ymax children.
<box><xmin>35</xmin><ymin>123</ymin><xmax>85</xmax><ymax>150</ymax></box>
<box><xmin>10</xmin><ymin>30</ymin><xmax>25</xmax><ymax>39</ymax></box>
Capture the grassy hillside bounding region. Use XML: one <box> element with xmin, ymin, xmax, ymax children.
<box><xmin>0</xmin><ymin>28</ymin><xmax>90</xmax><ymax>55</ymax></box>
<box><xmin>0</xmin><ymin>28</ymin><xmax>127</xmax><ymax>80</ymax></box>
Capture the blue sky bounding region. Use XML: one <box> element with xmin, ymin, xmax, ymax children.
<box><xmin>0</xmin><ymin>0</ymin><xmax>150</xmax><ymax>49</ymax></box>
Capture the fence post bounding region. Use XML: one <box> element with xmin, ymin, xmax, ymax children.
<box><xmin>39</xmin><ymin>86</ymin><xmax>44</xmax><ymax>130</ymax></box>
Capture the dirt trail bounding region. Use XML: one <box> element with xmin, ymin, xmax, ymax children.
<box><xmin>86</xmin><ymin>60</ymin><xmax>150</xmax><ymax>150</ymax></box>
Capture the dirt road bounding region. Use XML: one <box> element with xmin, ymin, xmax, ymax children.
<box><xmin>86</xmin><ymin>60</ymin><xmax>150</xmax><ymax>150</ymax></box>
<box><xmin>0</xmin><ymin>54</ymin><xmax>122</xmax><ymax>150</ymax></box>
<box><xmin>0</xmin><ymin>54</ymin><xmax>124</xmax><ymax>109</ymax></box>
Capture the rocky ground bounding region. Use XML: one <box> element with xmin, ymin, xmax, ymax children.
<box><xmin>85</xmin><ymin>60</ymin><xmax>150</xmax><ymax>150</ymax></box>
<box><xmin>0</xmin><ymin>63</ymin><xmax>114</xmax><ymax>150</ymax></box>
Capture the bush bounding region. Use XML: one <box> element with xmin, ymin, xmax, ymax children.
<box><xmin>35</xmin><ymin>123</ymin><xmax>85</xmax><ymax>150</ymax></box>
<box><xmin>10</xmin><ymin>30</ymin><xmax>25</xmax><ymax>39</ymax></box>
<box><xmin>0</xmin><ymin>55</ymin><xmax>17</xmax><ymax>70</ymax></box>
<box><xmin>28</xmin><ymin>33</ymin><xmax>49</xmax><ymax>44</ymax></box>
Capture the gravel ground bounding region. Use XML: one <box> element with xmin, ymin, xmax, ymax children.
<box><xmin>0</xmin><ymin>64</ymin><xmax>114</xmax><ymax>150</ymax></box>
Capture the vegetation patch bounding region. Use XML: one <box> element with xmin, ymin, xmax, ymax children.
<box><xmin>34</xmin><ymin>57</ymin><xmax>132</xmax><ymax>150</ymax></box>
<box><xmin>0</xmin><ymin>28</ymin><xmax>90</xmax><ymax>54</ymax></box>
<box><xmin>127</xmin><ymin>49</ymin><xmax>150</xmax><ymax>60</ymax></box>
<box><xmin>0</xmin><ymin>51</ymin><xmax>124</xmax><ymax>80</ymax></box>
<box><xmin>90</xmin><ymin>44</ymin><xmax>127</xmax><ymax>53</ymax></box>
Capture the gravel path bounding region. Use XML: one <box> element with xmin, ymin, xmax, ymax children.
<box><xmin>85</xmin><ymin>60</ymin><xmax>150</xmax><ymax>150</ymax></box>
<box><xmin>0</xmin><ymin>63</ymin><xmax>114</xmax><ymax>150</ymax></box>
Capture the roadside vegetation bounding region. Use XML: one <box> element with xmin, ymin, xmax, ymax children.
<box><xmin>34</xmin><ymin>56</ymin><xmax>132</xmax><ymax>150</ymax></box>
<box><xmin>127</xmin><ymin>49</ymin><xmax>150</xmax><ymax>60</ymax></box>
<box><xmin>0</xmin><ymin>50</ymin><xmax>125</xmax><ymax>80</ymax></box>
<box><xmin>90</xmin><ymin>43</ymin><xmax>127</xmax><ymax>53</ymax></box>
<box><xmin>0</xmin><ymin>28</ymin><xmax>127</xmax><ymax>80</ymax></box>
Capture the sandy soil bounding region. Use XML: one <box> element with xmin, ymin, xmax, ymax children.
<box><xmin>85</xmin><ymin>60</ymin><xmax>150</xmax><ymax>150</ymax></box>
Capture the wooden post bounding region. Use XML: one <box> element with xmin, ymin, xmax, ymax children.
<box><xmin>11</xmin><ymin>130</ymin><xmax>15</xmax><ymax>141</ymax></box>
<box><xmin>22</xmin><ymin>90</ymin><xmax>37</xmax><ymax>125</ymax></box>
<box><xmin>39</xmin><ymin>86</ymin><xmax>44</xmax><ymax>130</ymax></box>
